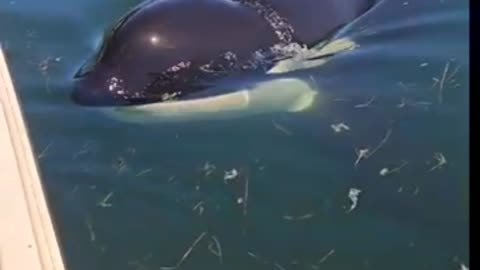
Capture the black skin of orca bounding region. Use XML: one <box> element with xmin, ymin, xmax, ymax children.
<box><xmin>72</xmin><ymin>0</ymin><xmax>375</xmax><ymax>107</ymax></box>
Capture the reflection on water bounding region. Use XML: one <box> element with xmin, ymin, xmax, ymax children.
<box><xmin>0</xmin><ymin>0</ymin><xmax>469</xmax><ymax>269</ymax></box>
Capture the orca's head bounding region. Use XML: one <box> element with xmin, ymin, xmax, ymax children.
<box><xmin>72</xmin><ymin>0</ymin><xmax>278</xmax><ymax>107</ymax></box>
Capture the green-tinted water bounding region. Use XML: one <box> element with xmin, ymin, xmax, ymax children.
<box><xmin>0</xmin><ymin>0</ymin><xmax>469</xmax><ymax>269</ymax></box>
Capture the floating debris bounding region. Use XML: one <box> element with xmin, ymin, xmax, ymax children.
<box><xmin>73</xmin><ymin>141</ymin><xmax>94</xmax><ymax>160</ymax></box>
<box><xmin>272</xmin><ymin>120</ymin><xmax>292</xmax><ymax>136</ymax></box>
<box><xmin>208</xmin><ymin>236</ymin><xmax>223</xmax><ymax>264</ymax></box>
<box><xmin>247</xmin><ymin>251</ymin><xmax>271</xmax><ymax>265</ymax></box>
<box><xmin>354</xmin><ymin>96</ymin><xmax>375</xmax><ymax>108</ymax></box>
<box><xmin>37</xmin><ymin>56</ymin><xmax>62</xmax><ymax>93</ymax></box>
<box><xmin>136</xmin><ymin>168</ymin><xmax>152</xmax><ymax>177</ymax></box>
<box><xmin>460</xmin><ymin>263</ymin><xmax>469</xmax><ymax>270</ymax></box>
<box><xmin>354</xmin><ymin>129</ymin><xmax>393</xmax><ymax>168</ymax></box>
<box><xmin>331</xmin><ymin>123</ymin><xmax>350</xmax><ymax>133</ymax></box>
<box><xmin>397</xmin><ymin>98</ymin><xmax>406</xmax><ymax>108</ymax></box>
<box><xmin>114</xmin><ymin>157</ymin><xmax>128</xmax><ymax>174</ymax></box>
<box><xmin>224</xmin><ymin>169</ymin><xmax>239</xmax><ymax>180</ymax></box>
<box><xmin>85</xmin><ymin>217</ymin><xmax>96</xmax><ymax>242</ymax></box>
<box><xmin>432</xmin><ymin>60</ymin><xmax>461</xmax><ymax>104</ymax></box>
<box><xmin>126</xmin><ymin>147</ymin><xmax>136</xmax><ymax>156</ymax></box>
<box><xmin>70</xmin><ymin>185</ymin><xmax>79</xmax><ymax>197</ymax></box>
<box><xmin>283</xmin><ymin>213</ymin><xmax>314</xmax><ymax>221</ymax></box>
<box><xmin>160</xmin><ymin>232</ymin><xmax>207</xmax><ymax>270</ymax></box>
<box><xmin>346</xmin><ymin>188</ymin><xmax>361</xmax><ymax>213</ymax></box>
<box><xmin>37</xmin><ymin>142</ymin><xmax>53</xmax><ymax>159</ymax></box>
<box><xmin>273</xmin><ymin>262</ymin><xmax>286</xmax><ymax>270</ymax></box>
<box><xmin>397</xmin><ymin>96</ymin><xmax>433</xmax><ymax>110</ymax></box>
<box><xmin>354</xmin><ymin>148</ymin><xmax>369</xmax><ymax>168</ymax></box>
<box><xmin>367</xmin><ymin>129</ymin><xmax>392</xmax><ymax>158</ymax></box>
<box><xmin>248</xmin><ymin>250</ymin><xmax>286</xmax><ymax>269</ymax></box>
<box><xmin>202</xmin><ymin>161</ymin><xmax>216</xmax><ymax>176</ymax></box>
<box><xmin>397</xmin><ymin>81</ymin><xmax>415</xmax><ymax>92</ymax></box>
<box><xmin>379</xmin><ymin>168</ymin><xmax>389</xmax><ymax>176</ymax></box>
<box><xmin>128</xmin><ymin>253</ymin><xmax>153</xmax><ymax>268</ymax></box>
<box><xmin>438</xmin><ymin>61</ymin><xmax>450</xmax><ymax>104</ymax></box>
<box><xmin>242</xmin><ymin>175</ymin><xmax>249</xmax><ymax>216</ymax></box>
<box><xmin>429</xmin><ymin>152</ymin><xmax>447</xmax><ymax>171</ymax></box>
<box><xmin>38</xmin><ymin>56</ymin><xmax>56</xmax><ymax>73</ymax></box>
<box><xmin>192</xmin><ymin>201</ymin><xmax>205</xmax><ymax>216</ymax></box>
<box><xmin>168</xmin><ymin>175</ymin><xmax>176</xmax><ymax>182</ymax></box>
<box><xmin>247</xmin><ymin>252</ymin><xmax>258</xmax><ymax>259</ymax></box>
<box><xmin>318</xmin><ymin>249</ymin><xmax>335</xmax><ymax>264</ymax></box>
<box><xmin>446</xmin><ymin>64</ymin><xmax>461</xmax><ymax>83</ymax></box>
<box><xmin>97</xmin><ymin>192</ymin><xmax>114</xmax><ymax>208</ymax></box>
<box><xmin>333</xmin><ymin>98</ymin><xmax>351</xmax><ymax>102</ymax></box>
<box><xmin>379</xmin><ymin>160</ymin><xmax>408</xmax><ymax>176</ymax></box>
<box><xmin>127</xmin><ymin>260</ymin><xmax>149</xmax><ymax>270</ymax></box>
<box><xmin>397</xmin><ymin>187</ymin><xmax>403</xmax><ymax>193</ymax></box>
<box><xmin>420</xmin><ymin>62</ymin><xmax>429</xmax><ymax>67</ymax></box>
<box><xmin>413</xmin><ymin>101</ymin><xmax>433</xmax><ymax>108</ymax></box>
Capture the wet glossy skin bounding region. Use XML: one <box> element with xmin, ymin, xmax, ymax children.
<box><xmin>72</xmin><ymin>0</ymin><xmax>374</xmax><ymax>106</ymax></box>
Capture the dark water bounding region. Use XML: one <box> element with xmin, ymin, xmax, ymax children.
<box><xmin>0</xmin><ymin>0</ymin><xmax>469</xmax><ymax>269</ymax></box>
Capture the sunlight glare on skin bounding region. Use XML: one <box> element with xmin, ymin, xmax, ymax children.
<box><xmin>148</xmin><ymin>33</ymin><xmax>175</xmax><ymax>48</ymax></box>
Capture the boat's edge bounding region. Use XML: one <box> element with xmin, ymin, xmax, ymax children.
<box><xmin>0</xmin><ymin>45</ymin><xmax>66</xmax><ymax>270</ymax></box>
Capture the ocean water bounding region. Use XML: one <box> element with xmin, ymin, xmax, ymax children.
<box><xmin>0</xmin><ymin>0</ymin><xmax>469</xmax><ymax>269</ymax></box>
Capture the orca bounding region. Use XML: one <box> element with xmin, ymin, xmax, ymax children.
<box><xmin>72</xmin><ymin>0</ymin><xmax>376</xmax><ymax>122</ymax></box>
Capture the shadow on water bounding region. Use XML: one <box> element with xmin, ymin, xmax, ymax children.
<box><xmin>0</xmin><ymin>0</ymin><xmax>469</xmax><ymax>269</ymax></box>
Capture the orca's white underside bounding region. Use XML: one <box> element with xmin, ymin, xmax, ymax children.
<box><xmin>102</xmin><ymin>37</ymin><xmax>357</xmax><ymax>123</ymax></box>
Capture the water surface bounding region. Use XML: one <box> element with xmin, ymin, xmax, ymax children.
<box><xmin>0</xmin><ymin>0</ymin><xmax>469</xmax><ymax>269</ymax></box>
